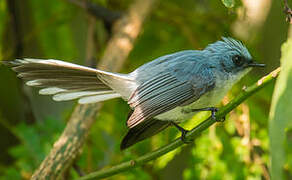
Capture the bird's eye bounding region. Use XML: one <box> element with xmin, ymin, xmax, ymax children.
<box><xmin>232</xmin><ymin>55</ymin><xmax>244</xmax><ymax>66</ymax></box>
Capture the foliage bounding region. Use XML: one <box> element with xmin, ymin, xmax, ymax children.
<box><xmin>0</xmin><ymin>117</ymin><xmax>65</xmax><ymax>179</ymax></box>
<box><xmin>0</xmin><ymin>0</ymin><xmax>290</xmax><ymax>179</ymax></box>
<box><xmin>269</xmin><ymin>39</ymin><xmax>292</xmax><ymax>180</ymax></box>
<box><xmin>221</xmin><ymin>0</ymin><xmax>235</xmax><ymax>8</ymax></box>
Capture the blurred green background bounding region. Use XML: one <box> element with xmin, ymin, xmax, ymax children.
<box><xmin>0</xmin><ymin>0</ymin><xmax>291</xmax><ymax>179</ymax></box>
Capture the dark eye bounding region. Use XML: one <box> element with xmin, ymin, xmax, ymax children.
<box><xmin>232</xmin><ymin>55</ymin><xmax>244</xmax><ymax>66</ymax></box>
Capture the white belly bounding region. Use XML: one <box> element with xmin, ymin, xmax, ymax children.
<box><xmin>155</xmin><ymin>71</ymin><xmax>244</xmax><ymax>122</ymax></box>
<box><xmin>155</xmin><ymin>85</ymin><xmax>229</xmax><ymax>122</ymax></box>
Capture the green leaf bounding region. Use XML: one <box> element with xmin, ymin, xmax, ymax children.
<box><xmin>221</xmin><ymin>0</ymin><xmax>235</xmax><ymax>8</ymax></box>
<box><xmin>269</xmin><ymin>39</ymin><xmax>292</xmax><ymax>179</ymax></box>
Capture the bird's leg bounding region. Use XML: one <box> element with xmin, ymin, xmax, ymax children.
<box><xmin>189</xmin><ymin>107</ymin><xmax>225</xmax><ymax>122</ymax></box>
<box><xmin>171</xmin><ymin>122</ymin><xmax>193</xmax><ymax>144</ymax></box>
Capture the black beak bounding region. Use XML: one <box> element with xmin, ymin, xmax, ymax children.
<box><xmin>248</xmin><ymin>60</ymin><xmax>265</xmax><ymax>68</ymax></box>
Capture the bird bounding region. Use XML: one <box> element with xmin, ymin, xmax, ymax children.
<box><xmin>2</xmin><ymin>37</ymin><xmax>265</xmax><ymax>150</ymax></box>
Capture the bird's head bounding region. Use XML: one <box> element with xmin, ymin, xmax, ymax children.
<box><xmin>204</xmin><ymin>37</ymin><xmax>265</xmax><ymax>75</ymax></box>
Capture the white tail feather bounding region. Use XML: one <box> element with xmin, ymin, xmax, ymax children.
<box><xmin>24</xmin><ymin>59</ymin><xmax>98</xmax><ymax>73</ymax></box>
<box><xmin>26</xmin><ymin>80</ymin><xmax>42</xmax><ymax>86</ymax></box>
<box><xmin>39</xmin><ymin>87</ymin><xmax>66</xmax><ymax>95</ymax></box>
<box><xmin>53</xmin><ymin>91</ymin><xmax>111</xmax><ymax>101</ymax></box>
<box><xmin>78</xmin><ymin>93</ymin><xmax>121</xmax><ymax>104</ymax></box>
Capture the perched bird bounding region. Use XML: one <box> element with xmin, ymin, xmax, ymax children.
<box><xmin>3</xmin><ymin>37</ymin><xmax>265</xmax><ymax>150</ymax></box>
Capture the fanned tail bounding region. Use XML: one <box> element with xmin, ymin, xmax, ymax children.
<box><xmin>3</xmin><ymin>59</ymin><xmax>135</xmax><ymax>104</ymax></box>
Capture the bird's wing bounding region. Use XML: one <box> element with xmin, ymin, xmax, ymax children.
<box><xmin>127</xmin><ymin>61</ymin><xmax>215</xmax><ymax>128</ymax></box>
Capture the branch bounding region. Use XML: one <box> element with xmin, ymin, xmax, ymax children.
<box><xmin>284</xmin><ymin>0</ymin><xmax>292</xmax><ymax>23</ymax></box>
<box><xmin>72</xmin><ymin>163</ymin><xmax>85</xmax><ymax>177</ymax></box>
<box><xmin>78</xmin><ymin>67</ymin><xmax>281</xmax><ymax>180</ymax></box>
<box><xmin>67</xmin><ymin>0</ymin><xmax>122</xmax><ymax>25</ymax></box>
<box><xmin>31</xmin><ymin>0</ymin><xmax>158</xmax><ymax>179</ymax></box>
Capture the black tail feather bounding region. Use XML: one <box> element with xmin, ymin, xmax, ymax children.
<box><xmin>120</xmin><ymin>119</ymin><xmax>170</xmax><ymax>150</ymax></box>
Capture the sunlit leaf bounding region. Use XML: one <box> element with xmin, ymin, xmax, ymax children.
<box><xmin>269</xmin><ymin>39</ymin><xmax>292</xmax><ymax>179</ymax></box>
<box><xmin>221</xmin><ymin>0</ymin><xmax>234</xmax><ymax>8</ymax></box>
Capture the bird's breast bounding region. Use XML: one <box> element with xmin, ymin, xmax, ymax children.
<box><xmin>155</xmin><ymin>73</ymin><xmax>235</xmax><ymax>122</ymax></box>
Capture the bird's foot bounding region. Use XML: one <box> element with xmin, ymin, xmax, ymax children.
<box><xmin>171</xmin><ymin>122</ymin><xmax>193</xmax><ymax>144</ymax></box>
<box><xmin>210</xmin><ymin>107</ymin><xmax>226</xmax><ymax>122</ymax></box>
<box><xmin>190</xmin><ymin>107</ymin><xmax>225</xmax><ymax>122</ymax></box>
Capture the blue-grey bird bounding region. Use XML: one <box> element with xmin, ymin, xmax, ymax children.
<box><xmin>3</xmin><ymin>37</ymin><xmax>265</xmax><ymax>150</ymax></box>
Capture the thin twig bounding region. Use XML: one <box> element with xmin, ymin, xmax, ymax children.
<box><xmin>284</xmin><ymin>0</ymin><xmax>292</xmax><ymax>23</ymax></box>
<box><xmin>73</xmin><ymin>163</ymin><xmax>85</xmax><ymax>177</ymax></box>
<box><xmin>85</xmin><ymin>15</ymin><xmax>97</xmax><ymax>68</ymax></box>
<box><xmin>67</xmin><ymin>0</ymin><xmax>122</xmax><ymax>25</ymax></box>
<box><xmin>77</xmin><ymin>67</ymin><xmax>281</xmax><ymax>180</ymax></box>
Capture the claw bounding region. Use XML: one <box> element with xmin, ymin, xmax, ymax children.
<box><xmin>190</xmin><ymin>107</ymin><xmax>225</xmax><ymax>122</ymax></box>
<box><xmin>181</xmin><ymin>129</ymin><xmax>192</xmax><ymax>144</ymax></box>
<box><xmin>210</xmin><ymin>107</ymin><xmax>218</xmax><ymax>120</ymax></box>
<box><xmin>210</xmin><ymin>108</ymin><xmax>225</xmax><ymax>122</ymax></box>
<box><xmin>171</xmin><ymin>122</ymin><xmax>193</xmax><ymax>144</ymax></box>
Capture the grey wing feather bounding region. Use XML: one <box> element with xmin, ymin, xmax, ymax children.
<box><xmin>127</xmin><ymin>61</ymin><xmax>215</xmax><ymax>128</ymax></box>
